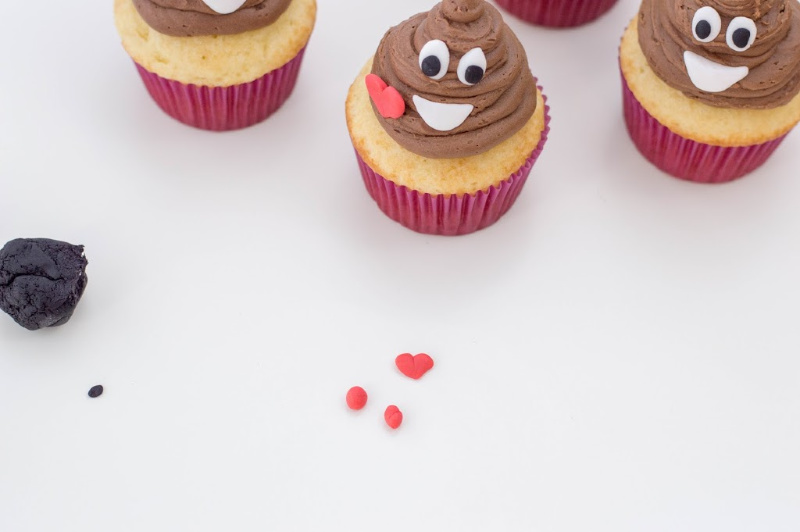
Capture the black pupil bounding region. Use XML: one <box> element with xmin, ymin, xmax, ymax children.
<box><xmin>732</xmin><ymin>27</ymin><xmax>751</xmax><ymax>49</ymax></box>
<box><xmin>465</xmin><ymin>65</ymin><xmax>484</xmax><ymax>85</ymax></box>
<box><xmin>695</xmin><ymin>19</ymin><xmax>712</xmax><ymax>40</ymax></box>
<box><xmin>422</xmin><ymin>56</ymin><xmax>441</xmax><ymax>77</ymax></box>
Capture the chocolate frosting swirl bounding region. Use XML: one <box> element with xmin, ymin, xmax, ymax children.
<box><xmin>371</xmin><ymin>0</ymin><xmax>537</xmax><ymax>158</ymax></box>
<box><xmin>132</xmin><ymin>0</ymin><xmax>291</xmax><ymax>36</ymax></box>
<box><xmin>638</xmin><ymin>0</ymin><xmax>800</xmax><ymax>109</ymax></box>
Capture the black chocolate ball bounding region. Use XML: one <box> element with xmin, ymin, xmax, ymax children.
<box><xmin>0</xmin><ymin>238</ymin><xmax>88</xmax><ymax>330</ymax></box>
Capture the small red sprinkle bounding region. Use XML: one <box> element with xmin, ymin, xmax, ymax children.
<box><xmin>346</xmin><ymin>386</ymin><xmax>368</xmax><ymax>410</ymax></box>
<box><xmin>384</xmin><ymin>405</ymin><xmax>403</xmax><ymax>429</ymax></box>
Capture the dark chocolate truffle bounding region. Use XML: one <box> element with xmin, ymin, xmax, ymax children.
<box><xmin>0</xmin><ymin>238</ymin><xmax>88</xmax><ymax>330</ymax></box>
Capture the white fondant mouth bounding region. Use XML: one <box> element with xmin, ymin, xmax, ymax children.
<box><xmin>683</xmin><ymin>50</ymin><xmax>749</xmax><ymax>93</ymax></box>
<box><xmin>201</xmin><ymin>0</ymin><xmax>248</xmax><ymax>14</ymax></box>
<box><xmin>412</xmin><ymin>95</ymin><xmax>474</xmax><ymax>132</ymax></box>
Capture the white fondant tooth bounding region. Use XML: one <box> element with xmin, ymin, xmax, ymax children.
<box><xmin>683</xmin><ymin>50</ymin><xmax>749</xmax><ymax>93</ymax></box>
<box><xmin>201</xmin><ymin>0</ymin><xmax>248</xmax><ymax>15</ymax></box>
<box><xmin>412</xmin><ymin>95</ymin><xmax>474</xmax><ymax>132</ymax></box>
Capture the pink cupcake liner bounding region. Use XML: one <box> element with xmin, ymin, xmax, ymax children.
<box><xmin>621</xmin><ymin>71</ymin><xmax>789</xmax><ymax>184</ymax></box>
<box><xmin>133</xmin><ymin>47</ymin><xmax>306</xmax><ymax>131</ymax></box>
<box><xmin>495</xmin><ymin>0</ymin><xmax>618</xmax><ymax>27</ymax></box>
<box><xmin>354</xmin><ymin>94</ymin><xmax>550</xmax><ymax>236</ymax></box>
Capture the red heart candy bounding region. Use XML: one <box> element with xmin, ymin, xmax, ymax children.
<box><xmin>384</xmin><ymin>405</ymin><xmax>403</xmax><ymax>429</ymax></box>
<box><xmin>346</xmin><ymin>386</ymin><xmax>368</xmax><ymax>410</ymax></box>
<box><xmin>395</xmin><ymin>353</ymin><xmax>434</xmax><ymax>380</ymax></box>
<box><xmin>365</xmin><ymin>74</ymin><xmax>406</xmax><ymax>119</ymax></box>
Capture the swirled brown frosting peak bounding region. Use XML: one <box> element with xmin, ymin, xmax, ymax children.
<box><xmin>370</xmin><ymin>0</ymin><xmax>537</xmax><ymax>159</ymax></box>
<box><xmin>132</xmin><ymin>0</ymin><xmax>291</xmax><ymax>37</ymax></box>
<box><xmin>638</xmin><ymin>0</ymin><xmax>800</xmax><ymax>109</ymax></box>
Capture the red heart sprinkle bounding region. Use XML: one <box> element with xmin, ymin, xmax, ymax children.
<box><xmin>384</xmin><ymin>405</ymin><xmax>403</xmax><ymax>429</ymax></box>
<box><xmin>365</xmin><ymin>74</ymin><xmax>406</xmax><ymax>119</ymax></box>
<box><xmin>395</xmin><ymin>353</ymin><xmax>434</xmax><ymax>380</ymax></box>
<box><xmin>346</xmin><ymin>386</ymin><xmax>368</xmax><ymax>410</ymax></box>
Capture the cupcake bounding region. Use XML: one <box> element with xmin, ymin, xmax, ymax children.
<box><xmin>620</xmin><ymin>0</ymin><xmax>800</xmax><ymax>183</ymax></box>
<box><xmin>495</xmin><ymin>0</ymin><xmax>619</xmax><ymax>28</ymax></box>
<box><xmin>345</xmin><ymin>0</ymin><xmax>550</xmax><ymax>236</ymax></box>
<box><xmin>114</xmin><ymin>0</ymin><xmax>316</xmax><ymax>131</ymax></box>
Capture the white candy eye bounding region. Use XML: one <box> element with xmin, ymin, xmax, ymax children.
<box><xmin>692</xmin><ymin>6</ymin><xmax>722</xmax><ymax>42</ymax></box>
<box><xmin>727</xmin><ymin>17</ymin><xmax>757</xmax><ymax>51</ymax></box>
<box><xmin>419</xmin><ymin>40</ymin><xmax>450</xmax><ymax>80</ymax></box>
<box><xmin>457</xmin><ymin>48</ymin><xmax>487</xmax><ymax>86</ymax></box>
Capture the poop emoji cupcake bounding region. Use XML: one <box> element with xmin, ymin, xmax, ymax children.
<box><xmin>496</xmin><ymin>0</ymin><xmax>619</xmax><ymax>28</ymax></box>
<box><xmin>345</xmin><ymin>0</ymin><xmax>550</xmax><ymax>235</ymax></box>
<box><xmin>114</xmin><ymin>0</ymin><xmax>316</xmax><ymax>131</ymax></box>
<box><xmin>620</xmin><ymin>0</ymin><xmax>800</xmax><ymax>183</ymax></box>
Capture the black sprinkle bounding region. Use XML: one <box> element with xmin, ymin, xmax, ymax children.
<box><xmin>88</xmin><ymin>385</ymin><xmax>104</xmax><ymax>398</ymax></box>
<box><xmin>695</xmin><ymin>20</ymin><xmax>712</xmax><ymax>40</ymax></box>
<box><xmin>732</xmin><ymin>28</ymin><xmax>751</xmax><ymax>49</ymax></box>
<box><xmin>465</xmin><ymin>65</ymin><xmax>484</xmax><ymax>85</ymax></box>
<box><xmin>422</xmin><ymin>56</ymin><xmax>442</xmax><ymax>78</ymax></box>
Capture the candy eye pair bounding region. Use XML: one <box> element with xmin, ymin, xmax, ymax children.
<box><xmin>692</xmin><ymin>6</ymin><xmax>756</xmax><ymax>52</ymax></box>
<box><xmin>419</xmin><ymin>40</ymin><xmax>486</xmax><ymax>86</ymax></box>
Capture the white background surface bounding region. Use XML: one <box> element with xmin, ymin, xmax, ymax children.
<box><xmin>2</xmin><ymin>0</ymin><xmax>800</xmax><ymax>530</ymax></box>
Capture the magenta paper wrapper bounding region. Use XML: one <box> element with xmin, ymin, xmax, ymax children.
<box><xmin>621</xmin><ymin>71</ymin><xmax>789</xmax><ymax>184</ymax></box>
<box><xmin>495</xmin><ymin>0</ymin><xmax>618</xmax><ymax>27</ymax></box>
<box><xmin>133</xmin><ymin>47</ymin><xmax>306</xmax><ymax>131</ymax></box>
<box><xmin>355</xmin><ymin>99</ymin><xmax>550</xmax><ymax>236</ymax></box>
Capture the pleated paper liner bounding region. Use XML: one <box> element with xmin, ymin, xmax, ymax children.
<box><xmin>355</xmin><ymin>95</ymin><xmax>550</xmax><ymax>236</ymax></box>
<box><xmin>495</xmin><ymin>0</ymin><xmax>618</xmax><ymax>27</ymax></box>
<box><xmin>621</xmin><ymin>72</ymin><xmax>789</xmax><ymax>184</ymax></box>
<box><xmin>134</xmin><ymin>47</ymin><xmax>307</xmax><ymax>131</ymax></box>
